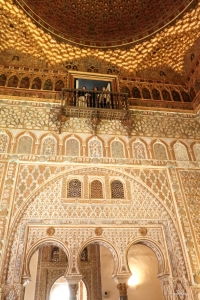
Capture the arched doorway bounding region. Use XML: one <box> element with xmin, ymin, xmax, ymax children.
<box><xmin>50</xmin><ymin>277</ymin><xmax>87</xmax><ymax>300</ymax></box>
<box><xmin>50</xmin><ymin>277</ymin><xmax>69</xmax><ymax>300</ymax></box>
<box><xmin>79</xmin><ymin>242</ymin><xmax>117</xmax><ymax>300</ymax></box>
<box><xmin>127</xmin><ymin>244</ymin><xmax>163</xmax><ymax>300</ymax></box>
<box><xmin>24</xmin><ymin>244</ymin><xmax>69</xmax><ymax>300</ymax></box>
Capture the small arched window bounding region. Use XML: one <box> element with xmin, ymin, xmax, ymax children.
<box><xmin>66</xmin><ymin>138</ymin><xmax>79</xmax><ymax>156</ymax></box>
<box><xmin>31</xmin><ymin>77</ymin><xmax>42</xmax><ymax>90</ymax></box>
<box><xmin>51</xmin><ymin>247</ymin><xmax>59</xmax><ymax>262</ymax></box>
<box><xmin>111</xmin><ymin>141</ymin><xmax>124</xmax><ymax>158</ymax></box>
<box><xmin>7</xmin><ymin>75</ymin><xmax>18</xmax><ymax>88</ymax></box>
<box><xmin>162</xmin><ymin>89</ymin><xmax>171</xmax><ymax>101</ymax></box>
<box><xmin>44</xmin><ymin>79</ymin><xmax>53</xmax><ymax>90</ymax></box>
<box><xmin>121</xmin><ymin>86</ymin><xmax>130</xmax><ymax>98</ymax></box>
<box><xmin>152</xmin><ymin>89</ymin><xmax>161</xmax><ymax>100</ymax></box>
<box><xmin>91</xmin><ymin>180</ymin><xmax>103</xmax><ymax>198</ymax></box>
<box><xmin>111</xmin><ymin>180</ymin><xmax>124</xmax><ymax>199</ymax></box>
<box><xmin>181</xmin><ymin>91</ymin><xmax>191</xmax><ymax>102</ymax></box>
<box><xmin>0</xmin><ymin>74</ymin><xmax>6</xmax><ymax>86</ymax></box>
<box><xmin>42</xmin><ymin>137</ymin><xmax>56</xmax><ymax>155</ymax></box>
<box><xmin>17</xmin><ymin>136</ymin><xmax>32</xmax><ymax>154</ymax></box>
<box><xmin>132</xmin><ymin>87</ymin><xmax>141</xmax><ymax>98</ymax></box>
<box><xmin>68</xmin><ymin>179</ymin><xmax>82</xmax><ymax>198</ymax></box>
<box><xmin>55</xmin><ymin>80</ymin><xmax>64</xmax><ymax>91</ymax></box>
<box><xmin>153</xmin><ymin>143</ymin><xmax>168</xmax><ymax>160</ymax></box>
<box><xmin>172</xmin><ymin>90</ymin><xmax>181</xmax><ymax>102</ymax></box>
<box><xmin>19</xmin><ymin>77</ymin><xmax>30</xmax><ymax>89</ymax></box>
<box><xmin>142</xmin><ymin>88</ymin><xmax>151</xmax><ymax>99</ymax></box>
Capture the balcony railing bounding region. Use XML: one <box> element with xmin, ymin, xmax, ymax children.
<box><xmin>61</xmin><ymin>88</ymin><xmax>129</xmax><ymax>110</ymax></box>
<box><xmin>58</xmin><ymin>88</ymin><xmax>132</xmax><ymax>136</ymax></box>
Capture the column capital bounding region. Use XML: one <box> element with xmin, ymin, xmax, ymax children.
<box><xmin>114</xmin><ymin>273</ymin><xmax>132</xmax><ymax>284</ymax></box>
<box><xmin>158</xmin><ymin>274</ymin><xmax>172</xmax><ymax>281</ymax></box>
<box><xmin>117</xmin><ymin>283</ymin><xmax>129</xmax><ymax>300</ymax></box>
<box><xmin>21</xmin><ymin>275</ymin><xmax>31</xmax><ymax>287</ymax></box>
<box><xmin>64</xmin><ymin>274</ymin><xmax>82</xmax><ymax>285</ymax></box>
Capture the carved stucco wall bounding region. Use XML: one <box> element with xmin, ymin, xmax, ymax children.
<box><xmin>0</xmin><ymin>99</ymin><xmax>200</xmax><ymax>299</ymax></box>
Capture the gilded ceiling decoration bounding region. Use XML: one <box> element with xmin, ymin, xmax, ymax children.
<box><xmin>14</xmin><ymin>0</ymin><xmax>195</xmax><ymax>48</ymax></box>
<box><xmin>0</xmin><ymin>0</ymin><xmax>200</xmax><ymax>81</ymax></box>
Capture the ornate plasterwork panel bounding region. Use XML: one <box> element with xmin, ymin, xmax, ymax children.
<box><xmin>133</xmin><ymin>141</ymin><xmax>147</xmax><ymax>159</ymax></box>
<box><xmin>193</xmin><ymin>144</ymin><xmax>200</xmax><ymax>161</ymax></box>
<box><xmin>12</xmin><ymin>166</ymin><xmax>175</xmax><ymax>217</ymax></box>
<box><xmin>41</xmin><ymin>137</ymin><xmax>56</xmax><ymax>156</ymax></box>
<box><xmin>0</xmin><ymin>100</ymin><xmax>200</xmax><ymax>139</ymax></box>
<box><xmin>179</xmin><ymin>170</ymin><xmax>200</xmax><ymax>255</ymax></box>
<box><xmin>88</xmin><ymin>138</ymin><xmax>103</xmax><ymax>158</ymax></box>
<box><xmin>168</xmin><ymin>168</ymin><xmax>199</xmax><ymax>277</ymax></box>
<box><xmin>154</xmin><ymin>143</ymin><xmax>168</xmax><ymax>160</ymax></box>
<box><xmin>12</xmin><ymin>164</ymin><xmax>77</xmax><ymax>213</ymax></box>
<box><xmin>66</xmin><ymin>138</ymin><xmax>80</xmax><ymax>156</ymax></box>
<box><xmin>0</xmin><ymin>133</ymin><xmax>8</xmax><ymax>153</ymax></box>
<box><xmin>111</xmin><ymin>141</ymin><xmax>124</xmax><ymax>158</ymax></box>
<box><xmin>0</xmin><ymin>160</ymin><xmax>196</xmax><ymax>300</ymax></box>
<box><xmin>3</xmin><ymin>167</ymin><xmax>190</xmax><ymax>283</ymax></box>
<box><xmin>174</xmin><ymin>142</ymin><xmax>189</xmax><ymax>161</ymax></box>
<box><xmin>0</xmin><ymin>162</ymin><xmax>6</xmax><ymax>198</ymax></box>
<box><xmin>16</xmin><ymin>136</ymin><xmax>32</xmax><ymax>154</ymax></box>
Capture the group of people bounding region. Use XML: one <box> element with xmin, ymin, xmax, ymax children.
<box><xmin>76</xmin><ymin>86</ymin><xmax>112</xmax><ymax>108</ymax></box>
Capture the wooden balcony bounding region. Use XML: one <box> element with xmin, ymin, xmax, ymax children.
<box><xmin>58</xmin><ymin>88</ymin><xmax>132</xmax><ymax>136</ymax></box>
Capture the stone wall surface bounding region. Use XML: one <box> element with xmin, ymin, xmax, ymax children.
<box><xmin>0</xmin><ymin>99</ymin><xmax>200</xmax><ymax>300</ymax></box>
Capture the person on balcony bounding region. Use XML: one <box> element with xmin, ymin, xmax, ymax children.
<box><xmin>99</xmin><ymin>87</ymin><xmax>111</xmax><ymax>108</ymax></box>
<box><xmin>78</xmin><ymin>86</ymin><xmax>87</xmax><ymax>107</ymax></box>
<box><xmin>99</xmin><ymin>87</ymin><xmax>106</xmax><ymax>108</ymax></box>
<box><xmin>92</xmin><ymin>86</ymin><xmax>99</xmax><ymax>107</ymax></box>
<box><xmin>105</xmin><ymin>88</ymin><xmax>111</xmax><ymax>108</ymax></box>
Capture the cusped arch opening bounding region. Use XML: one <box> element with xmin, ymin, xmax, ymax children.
<box><xmin>25</xmin><ymin>238</ymin><xmax>70</xmax><ymax>279</ymax></box>
<box><xmin>126</xmin><ymin>238</ymin><xmax>167</xmax><ymax>278</ymax></box>
<box><xmin>78</xmin><ymin>238</ymin><xmax>119</xmax><ymax>278</ymax></box>
<box><xmin>127</xmin><ymin>241</ymin><xmax>164</xmax><ymax>300</ymax></box>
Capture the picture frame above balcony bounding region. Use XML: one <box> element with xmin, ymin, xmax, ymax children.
<box><xmin>67</xmin><ymin>70</ymin><xmax>119</xmax><ymax>92</ymax></box>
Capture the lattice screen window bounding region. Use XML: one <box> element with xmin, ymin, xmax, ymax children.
<box><xmin>111</xmin><ymin>180</ymin><xmax>124</xmax><ymax>199</ymax></box>
<box><xmin>111</xmin><ymin>141</ymin><xmax>125</xmax><ymax>158</ymax></box>
<box><xmin>91</xmin><ymin>180</ymin><xmax>103</xmax><ymax>198</ymax></box>
<box><xmin>66</xmin><ymin>138</ymin><xmax>79</xmax><ymax>156</ymax></box>
<box><xmin>81</xmin><ymin>247</ymin><xmax>88</xmax><ymax>261</ymax></box>
<box><xmin>17</xmin><ymin>136</ymin><xmax>32</xmax><ymax>154</ymax></box>
<box><xmin>154</xmin><ymin>143</ymin><xmax>167</xmax><ymax>160</ymax></box>
<box><xmin>51</xmin><ymin>247</ymin><xmax>59</xmax><ymax>262</ymax></box>
<box><xmin>68</xmin><ymin>179</ymin><xmax>82</xmax><ymax>198</ymax></box>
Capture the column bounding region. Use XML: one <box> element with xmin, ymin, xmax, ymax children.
<box><xmin>117</xmin><ymin>283</ymin><xmax>129</xmax><ymax>300</ymax></box>
<box><xmin>65</xmin><ymin>275</ymin><xmax>82</xmax><ymax>300</ymax></box>
<box><xmin>115</xmin><ymin>274</ymin><xmax>131</xmax><ymax>300</ymax></box>
<box><xmin>20</xmin><ymin>276</ymin><xmax>31</xmax><ymax>300</ymax></box>
<box><xmin>68</xmin><ymin>284</ymin><xmax>78</xmax><ymax>300</ymax></box>
<box><xmin>159</xmin><ymin>275</ymin><xmax>175</xmax><ymax>300</ymax></box>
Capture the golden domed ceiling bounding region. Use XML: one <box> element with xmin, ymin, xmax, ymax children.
<box><xmin>0</xmin><ymin>0</ymin><xmax>200</xmax><ymax>83</ymax></box>
<box><xmin>15</xmin><ymin>0</ymin><xmax>195</xmax><ymax>48</ymax></box>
